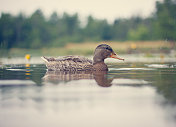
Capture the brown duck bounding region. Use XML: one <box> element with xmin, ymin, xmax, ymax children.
<box><xmin>41</xmin><ymin>44</ymin><xmax>124</xmax><ymax>71</ymax></box>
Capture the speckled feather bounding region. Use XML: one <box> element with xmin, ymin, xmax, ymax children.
<box><xmin>42</xmin><ymin>56</ymin><xmax>93</xmax><ymax>71</ymax></box>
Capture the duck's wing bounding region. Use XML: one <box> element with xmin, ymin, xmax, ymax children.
<box><xmin>41</xmin><ymin>56</ymin><xmax>93</xmax><ymax>71</ymax></box>
<box><xmin>41</xmin><ymin>56</ymin><xmax>92</xmax><ymax>64</ymax></box>
<box><xmin>59</xmin><ymin>56</ymin><xmax>92</xmax><ymax>64</ymax></box>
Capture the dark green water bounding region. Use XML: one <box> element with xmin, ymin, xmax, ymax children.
<box><xmin>0</xmin><ymin>63</ymin><xmax>176</xmax><ymax>127</ymax></box>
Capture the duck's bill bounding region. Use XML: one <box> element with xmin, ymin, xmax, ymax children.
<box><xmin>110</xmin><ymin>53</ymin><xmax>124</xmax><ymax>61</ymax></box>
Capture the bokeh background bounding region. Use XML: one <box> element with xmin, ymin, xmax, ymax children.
<box><xmin>0</xmin><ymin>0</ymin><xmax>175</xmax><ymax>58</ymax></box>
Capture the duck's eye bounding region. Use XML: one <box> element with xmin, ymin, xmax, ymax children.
<box><xmin>105</xmin><ymin>47</ymin><xmax>113</xmax><ymax>52</ymax></box>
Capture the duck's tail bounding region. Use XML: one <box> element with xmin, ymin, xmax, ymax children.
<box><xmin>41</xmin><ymin>56</ymin><xmax>49</xmax><ymax>63</ymax></box>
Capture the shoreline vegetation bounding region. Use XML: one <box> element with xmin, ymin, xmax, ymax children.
<box><xmin>0</xmin><ymin>41</ymin><xmax>175</xmax><ymax>57</ymax></box>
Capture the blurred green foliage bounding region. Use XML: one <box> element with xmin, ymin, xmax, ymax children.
<box><xmin>0</xmin><ymin>0</ymin><xmax>176</xmax><ymax>49</ymax></box>
<box><xmin>128</xmin><ymin>24</ymin><xmax>150</xmax><ymax>41</ymax></box>
<box><xmin>155</xmin><ymin>0</ymin><xmax>176</xmax><ymax>41</ymax></box>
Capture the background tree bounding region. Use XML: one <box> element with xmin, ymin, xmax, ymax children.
<box><xmin>0</xmin><ymin>13</ymin><xmax>15</xmax><ymax>48</ymax></box>
<box><xmin>155</xmin><ymin>0</ymin><xmax>176</xmax><ymax>41</ymax></box>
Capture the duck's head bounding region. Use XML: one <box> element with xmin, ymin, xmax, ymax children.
<box><xmin>93</xmin><ymin>44</ymin><xmax>124</xmax><ymax>64</ymax></box>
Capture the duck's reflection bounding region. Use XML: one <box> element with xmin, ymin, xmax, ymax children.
<box><xmin>42</xmin><ymin>70</ymin><xmax>113</xmax><ymax>87</ymax></box>
<box><xmin>93</xmin><ymin>71</ymin><xmax>113</xmax><ymax>87</ymax></box>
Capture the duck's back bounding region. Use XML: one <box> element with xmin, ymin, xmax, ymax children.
<box><xmin>41</xmin><ymin>56</ymin><xmax>93</xmax><ymax>71</ymax></box>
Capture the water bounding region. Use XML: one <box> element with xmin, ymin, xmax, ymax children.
<box><xmin>0</xmin><ymin>61</ymin><xmax>176</xmax><ymax>127</ymax></box>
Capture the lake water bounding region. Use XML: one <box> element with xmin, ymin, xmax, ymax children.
<box><xmin>0</xmin><ymin>57</ymin><xmax>176</xmax><ymax>127</ymax></box>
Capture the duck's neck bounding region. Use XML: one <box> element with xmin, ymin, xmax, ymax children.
<box><xmin>93</xmin><ymin>56</ymin><xmax>108</xmax><ymax>71</ymax></box>
<box><xmin>93</xmin><ymin>53</ymin><xmax>105</xmax><ymax>65</ymax></box>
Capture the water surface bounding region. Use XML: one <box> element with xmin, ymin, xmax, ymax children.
<box><xmin>0</xmin><ymin>62</ymin><xmax>176</xmax><ymax>127</ymax></box>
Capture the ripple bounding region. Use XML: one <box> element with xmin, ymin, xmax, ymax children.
<box><xmin>145</xmin><ymin>64</ymin><xmax>169</xmax><ymax>68</ymax></box>
<box><xmin>6</xmin><ymin>69</ymin><xmax>33</xmax><ymax>72</ymax></box>
<box><xmin>112</xmin><ymin>78</ymin><xmax>150</xmax><ymax>85</ymax></box>
<box><xmin>109</xmin><ymin>68</ymin><xmax>155</xmax><ymax>71</ymax></box>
